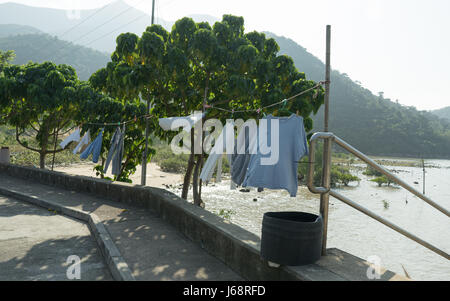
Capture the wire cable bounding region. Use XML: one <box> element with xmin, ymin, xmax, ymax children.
<box><xmin>205</xmin><ymin>82</ymin><xmax>326</xmax><ymax>114</ymax></box>
<box><xmin>33</xmin><ymin>2</ymin><xmax>113</xmax><ymax>59</ymax></box>
<box><xmin>70</xmin><ymin>0</ymin><xmax>147</xmax><ymax>45</ymax></box>
<box><xmin>84</xmin><ymin>13</ymin><xmax>148</xmax><ymax>47</ymax></box>
<box><xmin>80</xmin><ymin>81</ymin><xmax>326</xmax><ymax>126</ymax></box>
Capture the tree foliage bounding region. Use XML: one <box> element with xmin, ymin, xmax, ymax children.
<box><xmin>371</xmin><ymin>176</ymin><xmax>392</xmax><ymax>187</ymax></box>
<box><xmin>78</xmin><ymin>91</ymin><xmax>148</xmax><ymax>182</ymax></box>
<box><xmin>0</xmin><ymin>49</ymin><xmax>15</xmax><ymax>73</ymax></box>
<box><xmin>90</xmin><ymin>15</ymin><xmax>325</xmax><ymax>206</ymax></box>
<box><xmin>0</xmin><ymin>61</ymin><xmax>87</xmax><ymax>168</ymax></box>
<box><xmin>0</xmin><ymin>61</ymin><xmax>146</xmax><ymax>179</ymax></box>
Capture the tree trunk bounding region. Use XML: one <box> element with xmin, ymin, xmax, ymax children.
<box><xmin>39</xmin><ymin>132</ymin><xmax>49</xmax><ymax>169</ymax></box>
<box><xmin>51</xmin><ymin>129</ymin><xmax>58</xmax><ymax>171</ymax></box>
<box><xmin>196</xmin><ymin>154</ymin><xmax>204</xmax><ymax>201</ymax></box>
<box><xmin>39</xmin><ymin>152</ymin><xmax>46</xmax><ymax>169</ymax></box>
<box><xmin>192</xmin><ymin>156</ymin><xmax>204</xmax><ymax>208</ymax></box>
<box><xmin>182</xmin><ymin>155</ymin><xmax>195</xmax><ymax>199</ymax></box>
<box><xmin>182</xmin><ymin>128</ymin><xmax>196</xmax><ymax>200</ymax></box>
<box><xmin>193</xmin><ymin>73</ymin><xmax>209</xmax><ymax>206</ymax></box>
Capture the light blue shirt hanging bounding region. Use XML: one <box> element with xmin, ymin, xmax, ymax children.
<box><xmin>242</xmin><ymin>114</ymin><xmax>308</xmax><ymax>197</ymax></box>
<box><xmin>80</xmin><ymin>128</ymin><xmax>104</xmax><ymax>163</ymax></box>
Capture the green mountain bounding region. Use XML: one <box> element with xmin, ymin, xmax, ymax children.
<box><xmin>1</xmin><ymin>2</ymin><xmax>450</xmax><ymax>158</ymax></box>
<box><xmin>0</xmin><ymin>33</ymin><xmax>110</xmax><ymax>81</ymax></box>
<box><xmin>0</xmin><ymin>1</ymin><xmax>220</xmax><ymax>53</ymax></box>
<box><xmin>0</xmin><ymin>1</ymin><xmax>173</xmax><ymax>53</ymax></box>
<box><xmin>268</xmin><ymin>33</ymin><xmax>450</xmax><ymax>159</ymax></box>
<box><xmin>0</xmin><ymin>24</ymin><xmax>42</xmax><ymax>38</ymax></box>
<box><xmin>431</xmin><ymin>107</ymin><xmax>450</xmax><ymax>121</ymax></box>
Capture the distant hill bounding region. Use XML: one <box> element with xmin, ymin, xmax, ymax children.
<box><xmin>0</xmin><ymin>33</ymin><xmax>110</xmax><ymax>81</ymax></box>
<box><xmin>0</xmin><ymin>1</ymin><xmax>153</xmax><ymax>53</ymax></box>
<box><xmin>0</xmin><ymin>24</ymin><xmax>42</xmax><ymax>38</ymax></box>
<box><xmin>267</xmin><ymin>32</ymin><xmax>450</xmax><ymax>158</ymax></box>
<box><xmin>431</xmin><ymin>107</ymin><xmax>450</xmax><ymax>121</ymax></box>
<box><xmin>0</xmin><ymin>1</ymin><xmax>224</xmax><ymax>53</ymax></box>
<box><xmin>1</xmin><ymin>2</ymin><xmax>450</xmax><ymax>158</ymax></box>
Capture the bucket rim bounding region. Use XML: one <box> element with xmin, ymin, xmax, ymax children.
<box><xmin>263</xmin><ymin>211</ymin><xmax>321</xmax><ymax>224</ymax></box>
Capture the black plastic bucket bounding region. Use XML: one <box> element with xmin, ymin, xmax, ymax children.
<box><xmin>261</xmin><ymin>212</ymin><xmax>323</xmax><ymax>266</ymax></box>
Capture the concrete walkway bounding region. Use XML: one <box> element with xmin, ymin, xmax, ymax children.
<box><xmin>0</xmin><ymin>195</ymin><xmax>112</xmax><ymax>281</ymax></box>
<box><xmin>0</xmin><ymin>174</ymin><xmax>242</xmax><ymax>281</ymax></box>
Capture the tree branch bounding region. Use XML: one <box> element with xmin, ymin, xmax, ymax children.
<box><xmin>15</xmin><ymin>127</ymin><xmax>41</xmax><ymax>153</ymax></box>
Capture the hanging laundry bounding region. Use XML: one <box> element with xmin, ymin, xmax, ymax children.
<box><xmin>242</xmin><ymin>114</ymin><xmax>308</xmax><ymax>197</ymax></box>
<box><xmin>231</xmin><ymin>121</ymin><xmax>258</xmax><ymax>186</ymax></box>
<box><xmin>104</xmin><ymin>126</ymin><xmax>125</xmax><ymax>176</ymax></box>
<box><xmin>80</xmin><ymin>129</ymin><xmax>104</xmax><ymax>163</ymax></box>
<box><xmin>200</xmin><ymin>121</ymin><xmax>235</xmax><ymax>183</ymax></box>
<box><xmin>60</xmin><ymin>127</ymin><xmax>81</xmax><ymax>149</ymax></box>
<box><xmin>159</xmin><ymin>112</ymin><xmax>205</xmax><ymax>133</ymax></box>
<box><xmin>73</xmin><ymin>130</ymin><xmax>91</xmax><ymax>155</ymax></box>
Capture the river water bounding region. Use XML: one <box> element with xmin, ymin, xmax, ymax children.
<box><xmin>170</xmin><ymin>157</ymin><xmax>450</xmax><ymax>281</ymax></box>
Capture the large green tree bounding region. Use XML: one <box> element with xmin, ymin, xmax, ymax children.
<box><xmin>90</xmin><ymin>15</ymin><xmax>324</xmax><ymax>206</ymax></box>
<box><xmin>0</xmin><ymin>61</ymin><xmax>147</xmax><ymax>178</ymax></box>
<box><xmin>76</xmin><ymin>88</ymin><xmax>148</xmax><ymax>183</ymax></box>
<box><xmin>0</xmin><ymin>62</ymin><xmax>86</xmax><ymax>168</ymax></box>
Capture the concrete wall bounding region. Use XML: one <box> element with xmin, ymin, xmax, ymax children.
<box><xmin>0</xmin><ymin>164</ymin><xmax>308</xmax><ymax>281</ymax></box>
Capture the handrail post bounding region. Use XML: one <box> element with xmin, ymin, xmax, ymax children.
<box><xmin>320</xmin><ymin>25</ymin><xmax>332</xmax><ymax>256</ymax></box>
<box><xmin>320</xmin><ymin>137</ymin><xmax>332</xmax><ymax>255</ymax></box>
<box><xmin>307</xmin><ymin>132</ymin><xmax>450</xmax><ymax>261</ymax></box>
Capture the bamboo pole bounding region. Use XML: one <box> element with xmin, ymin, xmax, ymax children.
<box><xmin>320</xmin><ymin>25</ymin><xmax>332</xmax><ymax>256</ymax></box>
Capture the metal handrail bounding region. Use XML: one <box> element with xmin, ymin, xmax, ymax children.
<box><xmin>307</xmin><ymin>132</ymin><xmax>450</xmax><ymax>260</ymax></box>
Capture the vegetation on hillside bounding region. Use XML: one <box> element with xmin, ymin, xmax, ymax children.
<box><xmin>0</xmin><ymin>24</ymin><xmax>42</xmax><ymax>38</ymax></box>
<box><xmin>431</xmin><ymin>106</ymin><xmax>450</xmax><ymax>121</ymax></box>
<box><xmin>3</xmin><ymin>28</ymin><xmax>450</xmax><ymax>159</ymax></box>
<box><xmin>0</xmin><ymin>49</ymin><xmax>15</xmax><ymax>73</ymax></box>
<box><xmin>0</xmin><ymin>33</ymin><xmax>110</xmax><ymax>80</ymax></box>
<box><xmin>269</xmin><ymin>33</ymin><xmax>450</xmax><ymax>159</ymax></box>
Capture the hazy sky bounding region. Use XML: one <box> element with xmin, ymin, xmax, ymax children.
<box><xmin>2</xmin><ymin>0</ymin><xmax>450</xmax><ymax>110</ymax></box>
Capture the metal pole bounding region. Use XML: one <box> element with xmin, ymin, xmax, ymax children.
<box><xmin>320</xmin><ymin>25</ymin><xmax>332</xmax><ymax>256</ymax></box>
<box><xmin>324</xmin><ymin>25</ymin><xmax>331</xmax><ymax>133</ymax></box>
<box><xmin>141</xmin><ymin>0</ymin><xmax>156</xmax><ymax>186</ymax></box>
<box><xmin>307</xmin><ymin>133</ymin><xmax>450</xmax><ymax>261</ymax></box>
<box><xmin>151</xmin><ymin>0</ymin><xmax>155</xmax><ymax>25</ymax></box>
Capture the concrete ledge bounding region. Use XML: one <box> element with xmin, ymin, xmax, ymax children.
<box><xmin>0</xmin><ymin>184</ymin><xmax>135</xmax><ymax>281</ymax></box>
<box><xmin>0</xmin><ymin>164</ymin><xmax>409</xmax><ymax>281</ymax></box>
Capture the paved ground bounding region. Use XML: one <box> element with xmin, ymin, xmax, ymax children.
<box><xmin>0</xmin><ymin>195</ymin><xmax>112</xmax><ymax>281</ymax></box>
<box><xmin>0</xmin><ymin>174</ymin><xmax>243</xmax><ymax>281</ymax></box>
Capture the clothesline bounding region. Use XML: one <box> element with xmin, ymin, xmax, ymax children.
<box><xmin>80</xmin><ymin>81</ymin><xmax>327</xmax><ymax>126</ymax></box>
<box><xmin>203</xmin><ymin>81</ymin><xmax>327</xmax><ymax>114</ymax></box>
<box><xmin>63</xmin><ymin>82</ymin><xmax>325</xmax><ymax>181</ymax></box>
<box><xmin>81</xmin><ymin>114</ymin><xmax>154</xmax><ymax>126</ymax></box>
